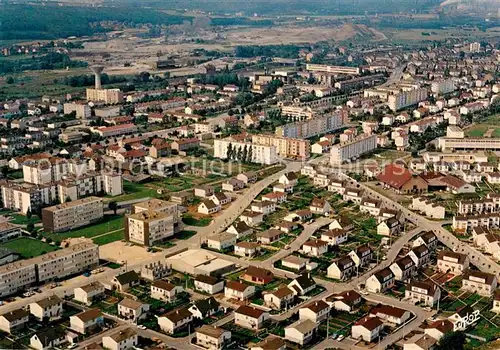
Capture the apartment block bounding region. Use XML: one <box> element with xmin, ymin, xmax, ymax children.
<box><xmin>438</xmin><ymin>137</ymin><xmax>500</xmax><ymax>151</ymax></box>
<box><xmin>275</xmin><ymin>113</ymin><xmax>344</xmax><ymax>139</ymax></box>
<box><xmin>0</xmin><ymin>242</ymin><xmax>99</xmax><ymax>297</ymax></box>
<box><xmin>125</xmin><ymin>211</ymin><xmax>174</xmax><ymax>246</ymax></box>
<box><xmin>42</xmin><ymin>197</ymin><xmax>104</xmax><ymax>232</ymax></box>
<box><xmin>251</xmin><ymin>134</ymin><xmax>310</xmax><ymax>159</ymax></box>
<box><xmin>91</xmin><ymin>123</ymin><xmax>137</xmax><ymax>138</ymax></box>
<box><xmin>330</xmin><ymin>134</ymin><xmax>377</xmax><ymax>164</ymax></box>
<box><xmin>306</xmin><ymin>64</ymin><xmax>360</xmax><ymax>75</ymax></box>
<box><xmin>213</xmin><ymin>139</ymin><xmax>278</xmax><ymax>165</ymax></box>
<box><xmin>23</xmin><ymin>158</ymin><xmax>69</xmax><ymax>185</ymax></box>
<box><xmin>33</xmin><ymin>242</ymin><xmax>99</xmax><ymax>283</ymax></box>
<box><xmin>86</xmin><ymin>88</ymin><xmax>124</xmax><ymax>104</ymax></box>
<box><xmin>431</xmin><ymin>79</ymin><xmax>455</xmax><ymax>95</ymax></box>
<box><xmin>63</xmin><ymin>102</ymin><xmax>91</xmax><ymax>119</ymax></box>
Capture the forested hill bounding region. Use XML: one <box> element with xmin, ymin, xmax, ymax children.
<box><xmin>0</xmin><ymin>4</ymin><xmax>189</xmax><ymax>40</ymax></box>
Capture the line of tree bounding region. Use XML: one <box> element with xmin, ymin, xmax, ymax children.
<box><xmin>0</xmin><ymin>52</ymin><xmax>87</xmax><ymax>74</ymax></box>
<box><xmin>63</xmin><ymin>73</ymin><xmax>128</xmax><ymax>87</ymax></box>
<box><xmin>226</xmin><ymin>143</ymin><xmax>253</xmax><ymax>163</ymax></box>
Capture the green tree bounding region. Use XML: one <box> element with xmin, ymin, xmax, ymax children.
<box><xmin>247</xmin><ymin>146</ymin><xmax>253</xmax><ymax>163</ymax></box>
<box><xmin>242</xmin><ymin>145</ymin><xmax>248</xmax><ymax>163</ymax></box>
<box><xmin>109</xmin><ymin>201</ymin><xmax>118</xmax><ymax>215</ymax></box>
<box><xmin>237</xmin><ymin>146</ymin><xmax>243</xmax><ymax>161</ymax></box>
<box><xmin>6</xmin><ymin>76</ymin><xmax>14</xmax><ymax>84</ymax></box>
<box><xmin>436</xmin><ymin>332</ymin><xmax>466</xmax><ymax>350</ymax></box>
<box><xmin>1</xmin><ymin>165</ymin><xmax>9</xmax><ymax>177</ymax></box>
<box><xmin>26</xmin><ymin>209</ymin><xmax>32</xmax><ymax>219</ymax></box>
<box><xmin>226</xmin><ymin>143</ymin><xmax>233</xmax><ymax>160</ymax></box>
<box><xmin>27</xmin><ymin>222</ymin><xmax>35</xmax><ymax>232</ymax></box>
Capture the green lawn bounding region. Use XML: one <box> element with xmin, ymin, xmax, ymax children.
<box><xmin>9</xmin><ymin>214</ymin><xmax>41</xmax><ymax>225</ymax></box>
<box><xmin>92</xmin><ymin>230</ymin><xmax>124</xmax><ymax>246</ymax></box>
<box><xmin>44</xmin><ymin>215</ymin><xmax>124</xmax><ymax>241</ymax></box>
<box><xmin>105</xmin><ymin>181</ymin><xmax>158</xmax><ymax>203</ymax></box>
<box><xmin>0</xmin><ymin>237</ymin><xmax>58</xmax><ymax>258</ymax></box>
<box><xmin>182</xmin><ymin>214</ymin><xmax>212</xmax><ymax>227</ymax></box>
<box><xmin>173</xmin><ymin>230</ymin><xmax>197</xmax><ymax>240</ymax></box>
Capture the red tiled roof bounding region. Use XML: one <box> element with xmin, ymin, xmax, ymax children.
<box><xmin>377</xmin><ymin>163</ymin><xmax>413</xmax><ymax>189</ymax></box>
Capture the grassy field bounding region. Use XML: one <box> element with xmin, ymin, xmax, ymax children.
<box><xmin>466</xmin><ymin>114</ymin><xmax>500</xmax><ymax>138</ymax></box>
<box><xmin>92</xmin><ymin>230</ymin><xmax>124</xmax><ymax>246</ymax></box>
<box><xmin>182</xmin><ymin>214</ymin><xmax>212</xmax><ymax>227</ymax></box>
<box><xmin>44</xmin><ymin>215</ymin><xmax>124</xmax><ymax>241</ymax></box>
<box><xmin>0</xmin><ymin>237</ymin><xmax>58</xmax><ymax>258</ymax></box>
<box><xmin>105</xmin><ymin>181</ymin><xmax>158</xmax><ymax>203</ymax></box>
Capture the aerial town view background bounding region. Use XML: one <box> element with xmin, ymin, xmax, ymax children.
<box><xmin>0</xmin><ymin>0</ymin><xmax>499</xmax><ymax>349</ymax></box>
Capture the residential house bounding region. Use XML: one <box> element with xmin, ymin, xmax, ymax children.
<box><xmin>287</xmin><ymin>273</ymin><xmax>316</xmax><ymax>296</ymax></box>
<box><xmin>151</xmin><ymin>280</ymin><xmax>184</xmax><ymax>302</ymax></box>
<box><xmin>405</xmin><ymin>281</ymin><xmax>441</xmax><ymax>307</ymax></box>
<box><xmin>188</xmin><ymin>297</ymin><xmax>220</xmax><ymax>319</ymax></box>
<box><xmin>390</xmin><ymin>257</ymin><xmax>416</xmax><ymax>282</ymax></box>
<box><xmin>209</xmin><ymin>193</ymin><xmax>232</xmax><ymax>206</ymax></box>
<box><xmin>412</xmin><ymin>232</ymin><xmax>438</xmax><ymax>250</ymax></box>
<box><xmin>275</xmin><ymin>221</ymin><xmax>300</xmax><ymax>234</ymax></box>
<box><xmin>348</xmin><ymin>245</ymin><xmax>373</xmax><ymax>268</ymax></box>
<box><xmin>462</xmin><ymin>270</ymin><xmax>498</xmax><ymax>296</ymax></box>
<box><xmin>281</xmin><ymin>255</ymin><xmax>309</xmax><ymax>271</ymax></box>
<box><xmin>241</xmin><ymin>266</ymin><xmax>273</xmax><ymax>285</ymax></box>
<box><xmin>224</xmin><ymin>281</ymin><xmax>255</xmax><ymax>301</ymax></box>
<box><xmin>117</xmin><ymin>298</ymin><xmax>149</xmax><ymax>322</ymax></box>
<box><xmin>234</xmin><ymin>305</ymin><xmax>269</xmax><ymax>330</ymax></box>
<box><xmin>407</xmin><ymin>245</ymin><xmax>431</xmax><ymax>268</ymax></box>
<box><xmin>251</xmin><ymin>201</ymin><xmax>276</xmax><ymax>215</ymax></box>
<box><xmin>30</xmin><ymin>296</ymin><xmax>63</xmax><ymax>321</ymax></box>
<box><xmin>236</xmin><ymin>172</ymin><xmax>257</xmax><ymax>185</ymax></box>
<box><xmin>262</xmin><ymin>191</ymin><xmax>287</xmax><ymax>204</ymax></box>
<box><xmin>234</xmin><ymin>242</ymin><xmax>261</xmax><ymax>258</ymax></box>
<box><xmin>222</xmin><ymin>178</ymin><xmax>245</xmax><ymax>192</ymax></box>
<box><xmin>30</xmin><ymin>327</ymin><xmax>66</xmax><ymax>350</ymax></box>
<box><xmin>239</xmin><ymin>211</ymin><xmax>264</xmax><ymax>227</ymax></box>
<box><xmin>194</xmin><ymin>275</ymin><xmax>224</xmax><ymax>295</ymax></box>
<box><xmin>194</xmin><ymin>185</ymin><xmax>215</xmax><ymax>198</ymax></box>
<box><xmin>321</xmin><ymin>229</ymin><xmax>348</xmax><ymax>246</ymax></box>
<box><xmin>351</xmin><ymin>316</ymin><xmax>383</xmax><ymax>343</ymax></box>
<box><xmin>309</xmin><ymin>198</ymin><xmax>332</xmax><ymax>215</ymax></box>
<box><xmin>327</xmin><ymin>256</ymin><xmax>356</xmax><ymax>280</ymax></box>
<box><xmin>74</xmin><ymin>282</ymin><xmax>105</xmax><ymax>306</ymax></box>
<box><xmin>279</xmin><ymin>172</ymin><xmax>298</xmax><ymax>187</ymax></box>
<box><xmin>424</xmin><ymin>320</ymin><xmax>454</xmax><ymax>341</ymax></box>
<box><xmin>196</xmin><ymin>325</ymin><xmax>231</xmax><ymax>350</ymax></box>
<box><xmin>365</xmin><ymin>268</ymin><xmax>395</xmax><ymax>293</ymax></box>
<box><xmin>257</xmin><ymin>229</ymin><xmax>283</xmax><ymax>244</ymax></box>
<box><xmin>285</xmin><ymin>320</ymin><xmax>317</xmax><ymax>346</ymax></box>
<box><xmin>158</xmin><ymin>307</ymin><xmax>193</xmax><ymax>334</ymax></box>
<box><xmin>299</xmin><ymin>300</ymin><xmax>330</xmax><ymax>323</ymax></box>
<box><xmin>251</xmin><ymin>335</ymin><xmax>286</xmax><ymax>350</ymax></box>
<box><xmin>325</xmin><ymin>290</ymin><xmax>362</xmax><ymax>313</ymax></box>
<box><xmin>302</xmin><ymin>239</ymin><xmax>328</xmax><ymax>257</ymax></box>
<box><xmin>264</xmin><ymin>287</ymin><xmax>295</xmax><ymax>310</ymax></box>
<box><xmin>370</xmin><ymin>305</ymin><xmax>411</xmax><ymax>325</ymax></box>
<box><xmin>226</xmin><ymin>221</ymin><xmax>253</xmax><ymax>238</ymax></box>
<box><xmin>437</xmin><ymin>251</ymin><xmax>469</xmax><ymax>275</ymax></box>
<box><xmin>70</xmin><ymin>309</ymin><xmax>104</xmax><ymax>334</ymax></box>
<box><xmin>101</xmin><ymin>328</ymin><xmax>138</xmax><ymax>350</ymax></box>
<box><xmin>377</xmin><ymin>217</ymin><xmax>401</xmax><ymax>236</ymax></box>
<box><xmin>0</xmin><ymin>309</ymin><xmax>30</xmax><ymax>334</ymax></box>
<box><xmin>206</xmin><ymin>233</ymin><xmax>237</xmax><ymax>251</ymax></box>
<box><xmin>198</xmin><ymin>200</ymin><xmax>221</xmax><ymax>215</ymax></box>
<box><xmin>112</xmin><ymin>271</ymin><xmax>140</xmax><ymax>292</ymax></box>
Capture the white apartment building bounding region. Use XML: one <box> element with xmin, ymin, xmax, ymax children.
<box><xmin>30</xmin><ymin>296</ymin><xmax>64</xmax><ymax>321</ymax></box>
<box><xmin>438</xmin><ymin>137</ymin><xmax>500</xmax><ymax>151</ymax></box>
<box><xmin>63</xmin><ymin>102</ymin><xmax>91</xmax><ymax>119</ymax></box>
<box><xmin>431</xmin><ymin>79</ymin><xmax>455</xmax><ymax>95</ymax></box>
<box><xmin>213</xmin><ymin>139</ymin><xmax>279</xmax><ymax>165</ymax></box>
<box><xmin>330</xmin><ymin>134</ymin><xmax>377</xmax><ymax>164</ymax></box>
<box><xmin>41</xmin><ymin>197</ymin><xmax>104</xmax><ymax>232</ymax></box>
<box><xmin>34</xmin><ymin>242</ymin><xmax>99</xmax><ymax>283</ymax></box>
<box><xmin>0</xmin><ymin>260</ymin><xmax>37</xmax><ymax>298</ymax></box>
<box><xmin>125</xmin><ymin>210</ymin><xmax>174</xmax><ymax>246</ymax></box>
<box><xmin>86</xmin><ymin>88</ymin><xmax>124</xmax><ymax>104</ymax></box>
<box><xmin>388</xmin><ymin>87</ymin><xmax>428</xmax><ymax>111</ymax></box>
<box><xmin>275</xmin><ymin>113</ymin><xmax>344</xmax><ymax>139</ymax></box>
<box><xmin>306</xmin><ymin>64</ymin><xmax>360</xmax><ymax>75</ymax></box>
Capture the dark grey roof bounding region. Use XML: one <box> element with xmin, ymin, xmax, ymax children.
<box><xmin>114</xmin><ymin>270</ymin><xmax>140</xmax><ymax>285</ymax></box>
<box><xmin>191</xmin><ymin>297</ymin><xmax>220</xmax><ymax>317</ymax></box>
<box><xmin>34</xmin><ymin>327</ymin><xmax>65</xmax><ymax>346</ymax></box>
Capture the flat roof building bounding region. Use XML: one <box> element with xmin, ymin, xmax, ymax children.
<box><xmin>42</xmin><ymin>197</ymin><xmax>104</xmax><ymax>233</ymax></box>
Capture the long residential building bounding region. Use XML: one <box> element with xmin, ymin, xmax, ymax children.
<box><xmin>275</xmin><ymin>113</ymin><xmax>344</xmax><ymax>139</ymax></box>
<box><xmin>330</xmin><ymin>134</ymin><xmax>378</xmax><ymax>165</ymax></box>
<box><xmin>388</xmin><ymin>87</ymin><xmax>428</xmax><ymax>111</ymax></box>
<box><xmin>437</xmin><ymin>137</ymin><xmax>500</xmax><ymax>151</ymax></box>
<box><xmin>0</xmin><ymin>242</ymin><xmax>99</xmax><ymax>298</ymax></box>
<box><xmin>306</xmin><ymin>64</ymin><xmax>360</xmax><ymax>75</ymax></box>
<box><xmin>251</xmin><ymin>134</ymin><xmax>311</xmax><ymax>159</ymax></box>
<box><xmin>91</xmin><ymin>123</ymin><xmax>137</xmax><ymax>138</ymax></box>
<box><xmin>41</xmin><ymin>197</ymin><xmax>104</xmax><ymax>233</ymax></box>
<box><xmin>86</xmin><ymin>88</ymin><xmax>124</xmax><ymax>104</ymax></box>
<box><xmin>213</xmin><ymin>139</ymin><xmax>278</xmax><ymax>165</ymax></box>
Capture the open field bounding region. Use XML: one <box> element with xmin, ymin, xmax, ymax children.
<box><xmin>44</xmin><ymin>215</ymin><xmax>124</xmax><ymax>242</ymax></box>
<box><xmin>384</xmin><ymin>27</ymin><xmax>500</xmax><ymax>43</ymax></box>
<box><xmin>0</xmin><ymin>237</ymin><xmax>58</xmax><ymax>258</ymax></box>
<box><xmin>466</xmin><ymin>114</ymin><xmax>500</xmax><ymax>138</ymax></box>
<box><xmin>92</xmin><ymin>229</ymin><xmax>124</xmax><ymax>246</ymax></box>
